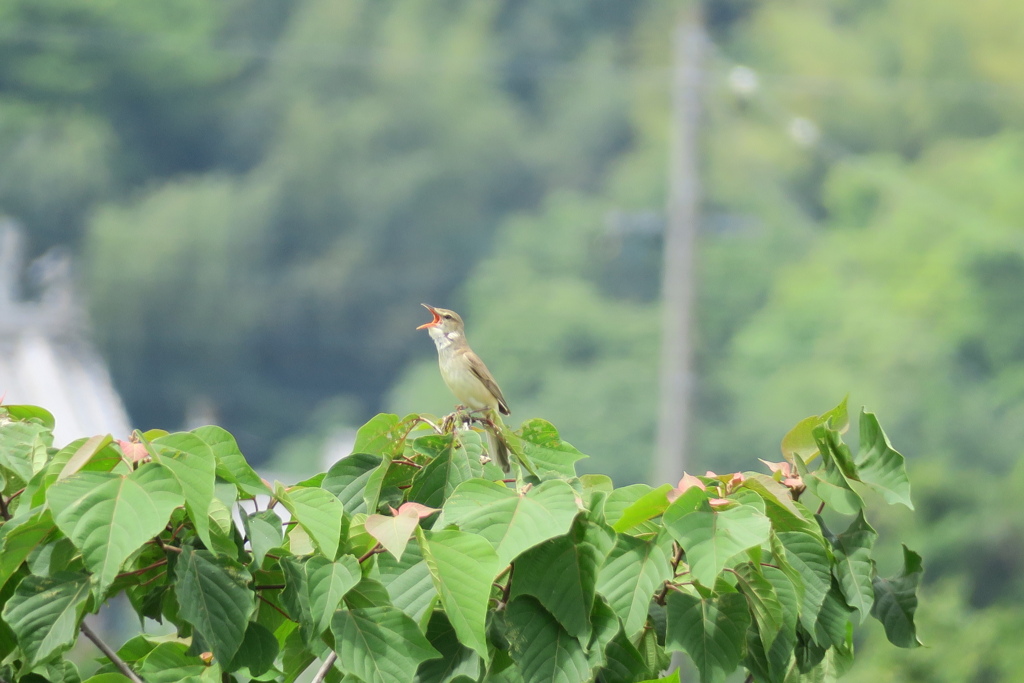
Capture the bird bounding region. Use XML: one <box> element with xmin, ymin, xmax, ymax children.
<box><xmin>417</xmin><ymin>304</ymin><xmax>512</xmax><ymax>471</ymax></box>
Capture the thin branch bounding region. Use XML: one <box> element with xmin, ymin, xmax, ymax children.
<box><xmin>81</xmin><ymin>621</ymin><xmax>145</xmax><ymax>683</ymax></box>
<box><xmin>358</xmin><ymin>544</ymin><xmax>383</xmax><ymax>563</ymax></box>
<box><xmin>253</xmin><ymin>584</ymin><xmax>286</xmax><ymax>591</ymax></box>
<box><xmin>257</xmin><ymin>594</ymin><xmax>293</xmax><ymax>622</ymax></box>
<box><xmin>116</xmin><ymin>559</ymin><xmax>168</xmax><ymax>580</ymax></box>
<box><xmin>311</xmin><ymin>653</ymin><xmax>338</xmax><ymax>683</ymax></box>
<box><xmin>816</xmin><ymin>501</ymin><xmax>826</xmax><ymax>515</ymax></box>
<box><xmin>392</xmin><ymin>458</ymin><xmax>423</xmax><ymax>469</ymax></box>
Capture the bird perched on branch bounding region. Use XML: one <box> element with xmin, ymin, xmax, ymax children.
<box><xmin>417</xmin><ymin>304</ymin><xmax>512</xmax><ymax>471</ymax></box>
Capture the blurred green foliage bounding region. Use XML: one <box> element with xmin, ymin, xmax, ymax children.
<box><xmin>3</xmin><ymin>0</ymin><xmax>1024</xmax><ymax>677</ymax></box>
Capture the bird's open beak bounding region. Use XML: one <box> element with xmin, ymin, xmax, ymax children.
<box><xmin>416</xmin><ymin>303</ymin><xmax>441</xmax><ymax>329</ymax></box>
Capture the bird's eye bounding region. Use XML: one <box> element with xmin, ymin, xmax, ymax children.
<box><xmin>443</xmin><ymin>314</ymin><xmax>453</xmax><ymax>320</ymax></box>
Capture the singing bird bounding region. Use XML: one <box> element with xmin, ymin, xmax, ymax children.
<box><xmin>417</xmin><ymin>304</ymin><xmax>511</xmax><ymax>471</ymax></box>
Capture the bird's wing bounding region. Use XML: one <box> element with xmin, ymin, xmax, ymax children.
<box><xmin>466</xmin><ymin>351</ymin><xmax>511</xmax><ymax>415</ymax></box>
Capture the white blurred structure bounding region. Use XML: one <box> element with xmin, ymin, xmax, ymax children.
<box><xmin>0</xmin><ymin>220</ymin><xmax>130</xmax><ymax>445</ymax></box>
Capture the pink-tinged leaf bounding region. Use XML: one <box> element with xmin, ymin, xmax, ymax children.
<box><xmin>668</xmin><ymin>473</ymin><xmax>707</xmax><ymax>502</ymax></box>
<box><xmin>395</xmin><ymin>502</ymin><xmax>439</xmax><ymax>519</ymax></box>
<box><xmin>709</xmin><ymin>498</ymin><xmax>732</xmax><ymax>507</ymax></box>
<box><xmin>704</xmin><ymin>470</ymin><xmax>719</xmax><ymax>478</ymax></box>
<box><xmin>729</xmin><ymin>473</ymin><xmax>745</xmax><ymax>488</ymax></box>
<box><xmin>760</xmin><ymin>459</ymin><xmax>794</xmax><ymax>478</ymax></box>
<box><xmin>365</xmin><ymin>507</ymin><xmax>421</xmax><ymax>560</ymax></box>
<box><xmin>118</xmin><ymin>439</ymin><xmax>150</xmax><ymax>464</ymax></box>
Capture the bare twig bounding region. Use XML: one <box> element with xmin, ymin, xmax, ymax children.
<box><xmin>80</xmin><ymin>621</ymin><xmax>145</xmax><ymax>683</ymax></box>
<box><xmin>311</xmin><ymin>652</ymin><xmax>338</xmax><ymax>683</ymax></box>
<box><xmin>116</xmin><ymin>559</ymin><xmax>168</xmax><ymax>580</ymax></box>
<box><xmin>257</xmin><ymin>594</ymin><xmax>293</xmax><ymax>621</ymax></box>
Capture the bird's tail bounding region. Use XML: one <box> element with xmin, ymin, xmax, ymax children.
<box><xmin>487</xmin><ymin>412</ymin><xmax>511</xmax><ymax>472</ymax></box>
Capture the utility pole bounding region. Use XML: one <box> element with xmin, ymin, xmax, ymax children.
<box><xmin>654</xmin><ymin>3</ymin><xmax>705</xmax><ymax>486</ymax></box>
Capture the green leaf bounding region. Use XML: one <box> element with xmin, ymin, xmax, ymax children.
<box><xmin>780</xmin><ymin>396</ymin><xmax>848</xmax><ymax>461</ymax></box>
<box><xmin>0</xmin><ymin>511</ymin><xmax>55</xmax><ymax>592</ymax></box>
<box><xmin>600</xmin><ymin>629</ymin><xmax>652</xmax><ymax>683</ymax></box>
<box><xmin>330</xmin><ymin>606</ymin><xmax>441</xmax><ymax>683</ymax></box>
<box><xmin>83</xmin><ymin>674</ymin><xmax>134</xmax><ymax>683</ymax></box>
<box><xmin>353</xmin><ymin>414</ymin><xmax>405</xmax><ymax>455</ymax></box>
<box><xmin>306</xmin><ymin>555</ymin><xmax>360</xmax><ymax>637</ymax></box>
<box><xmin>136</xmin><ymin>641</ymin><xmax>207</xmax><ymax>682</ymax></box>
<box><xmin>408</xmin><ymin>436</ymin><xmax>474</xmax><ymax>509</ymax></box>
<box><xmin>242</xmin><ymin>510</ymin><xmax>283</xmax><ymax>568</ymax></box>
<box><xmin>509</xmin><ymin>530</ymin><xmax>601</xmax><ymax>638</ymax></box>
<box><xmin>3</xmin><ymin>404</ymin><xmax>56</xmax><ymax>429</ymax></box>
<box><xmin>855</xmin><ymin>411</ymin><xmax>913</xmax><ymax>509</ymax></box>
<box><xmin>322</xmin><ymin>453</ymin><xmax>383</xmax><ymax>514</ymax></box>
<box><xmin>56</xmin><ymin>435</ymin><xmax>115</xmax><ymax>481</ymax></box>
<box><xmin>516</xmin><ymin>419</ymin><xmax>587</xmax><ymax>477</ymax></box>
<box><xmin>375</xmin><ymin>543</ymin><xmax>437</xmax><ymax>624</ymax></box>
<box><xmin>814</xmin><ymin>580</ymin><xmax>855</xmax><ymax>649</ymax></box>
<box><xmin>0</xmin><ymin>420</ymin><xmax>53</xmax><ymax>489</ymax></box>
<box><xmin>275</xmin><ymin>484</ymin><xmax>347</xmax><ymax>559</ymax></box>
<box><xmin>506</xmin><ymin>596</ymin><xmax>590</xmax><ymax>683</ymax></box>
<box><xmin>604</xmin><ymin>485</ymin><xmax>662</xmax><ymax>537</ymax></box>
<box><xmin>192</xmin><ymin>425</ymin><xmax>271</xmax><ymax>497</ymax></box>
<box><xmin>665</xmin><ymin>591</ymin><xmax>749</xmax><ymax>683</ymax></box>
<box><xmin>870</xmin><ymin>545</ymin><xmax>923</xmax><ymax>648</ymax></box>
<box><xmin>151</xmin><ymin>433</ymin><xmax>218</xmax><ymax>551</ymax></box>
<box><xmin>47</xmin><ymin>463</ymin><xmax>183</xmax><ymax>594</ymax></box>
<box><xmin>800</xmin><ymin>427</ymin><xmax>864</xmax><ymax>515</ymax></box>
<box><xmin>595</xmin><ymin>534</ymin><xmax>672</xmax><ymax>639</ymax></box>
<box><xmin>419</xmin><ymin>529</ymin><xmax>501</xmax><ymax>660</ymax></box>
<box><xmin>228</xmin><ymin>621</ymin><xmax>279</xmax><ymax>676</ymax></box>
<box><xmin>734</xmin><ymin>563</ymin><xmax>785</xmax><ymax>650</ymax></box>
<box><xmin>832</xmin><ymin>511</ymin><xmax>877</xmax><ymax>621</ymax></box>
<box><xmin>3</xmin><ymin>571</ymin><xmax>90</xmax><ymax>667</ymax></box>
<box><xmin>416</xmin><ymin>611</ymin><xmax>482</xmax><ymax>683</ymax></box>
<box><xmin>777</xmin><ymin>531</ymin><xmax>831</xmax><ymax>633</ymax></box>
<box><xmin>442</xmin><ymin>479</ymin><xmax>579</xmax><ymax>565</ymax></box>
<box><xmin>175</xmin><ymin>546</ymin><xmax>256</xmax><ymax>665</ymax></box>
<box><xmin>611</xmin><ymin>484</ymin><xmax>673</xmax><ymax>533</ymax></box>
<box><xmin>663</xmin><ymin>496</ymin><xmax>771</xmax><ymax>587</ymax></box>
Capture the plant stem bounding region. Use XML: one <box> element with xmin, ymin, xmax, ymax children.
<box><xmin>311</xmin><ymin>653</ymin><xmax>338</xmax><ymax>683</ymax></box>
<box><xmin>80</xmin><ymin>621</ymin><xmax>144</xmax><ymax>683</ymax></box>
<box><xmin>358</xmin><ymin>544</ymin><xmax>383</xmax><ymax>563</ymax></box>
<box><xmin>116</xmin><ymin>559</ymin><xmax>168</xmax><ymax>580</ymax></box>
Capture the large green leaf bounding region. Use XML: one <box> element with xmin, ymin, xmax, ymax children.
<box><xmin>814</xmin><ymin>580</ymin><xmax>855</xmax><ymax>650</ymax></box>
<box><xmin>306</xmin><ymin>555</ymin><xmax>360</xmax><ymax>637</ymax></box>
<box><xmin>419</xmin><ymin>529</ymin><xmax>501</xmax><ymax>660</ymax></box>
<box><xmin>441</xmin><ymin>479</ymin><xmax>579</xmax><ymax>565</ymax></box>
<box><xmin>780</xmin><ymin>396</ymin><xmax>849</xmax><ymax>462</ymax></box>
<box><xmin>663</xmin><ymin>494</ymin><xmax>771</xmax><ymax>587</ymax></box>
<box><xmin>516</xmin><ymin>419</ymin><xmax>587</xmax><ymax>477</ymax></box>
<box><xmin>274</xmin><ymin>484</ymin><xmax>347</xmax><ymax>559</ymax></box>
<box><xmin>595</xmin><ymin>534</ymin><xmax>672</xmax><ymax>639</ymax></box>
<box><xmin>151</xmin><ymin>432</ymin><xmax>218</xmax><ymax>551</ymax></box>
<box><xmin>136</xmin><ymin>641</ymin><xmax>207</xmax><ymax>682</ymax></box>
<box><xmin>322</xmin><ymin>453</ymin><xmax>383</xmax><ymax>514</ymax></box>
<box><xmin>375</xmin><ymin>543</ymin><xmax>437</xmax><ymax>624</ymax></box>
<box><xmin>242</xmin><ymin>509</ymin><xmax>283</xmax><ymax>568</ymax></box>
<box><xmin>870</xmin><ymin>545</ymin><xmax>923</xmax><ymax>648</ymax></box>
<box><xmin>506</xmin><ymin>596</ymin><xmax>591</xmax><ymax>683</ymax></box>
<box><xmin>47</xmin><ymin>463</ymin><xmax>183</xmax><ymax>594</ymax></box>
<box><xmin>2</xmin><ymin>405</ymin><xmax>55</xmax><ymax>430</ymax></box>
<box><xmin>408</xmin><ymin>436</ymin><xmax>474</xmax><ymax>509</ymax></box>
<box><xmin>175</xmin><ymin>546</ymin><xmax>256</xmax><ymax>665</ymax></box>
<box><xmin>800</xmin><ymin>427</ymin><xmax>864</xmax><ymax>515</ymax></box>
<box><xmin>777</xmin><ymin>531</ymin><xmax>832</xmax><ymax>633</ymax></box>
<box><xmin>832</xmin><ymin>511</ymin><xmax>877</xmax><ymax>621</ymax></box>
<box><xmin>665</xmin><ymin>591</ymin><xmax>749</xmax><ymax>683</ymax></box>
<box><xmin>416</xmin><ymin>611</ymin><xmax>482</xmax><ymax>683</ymax></box>
<box><xmin>509</xmin><ymin>530</ymin><xmax>602</xmax><ymax>638</ymax></box>
<box><xmin>191</xmin><ymin>425</ymin><xmax>270</xmax><ymax>497</ymax></box>
<box><xmin>610</xmin><ymin>484</ymin><xmax>673</xmax><ymax>533</ymax></box>
<box><xmin>352</xmin><ymin>414</ymin><xmax>406</xmax><ymax>455</ymax></box>
<box><xmin>0</xmin><ymin>511</ymin><xmax>55</xmax><ymax>592</ymax></box>
<box><xmin>228</xmin><ymin>621</ymin><xmax>279</xmax><ymax>676</ymax></box>
<box><xmin>0</xmin><ymin>420</ymin><xmax>53</xmax><ymax>489</ymax></box>
<box><xmin>2</xmin><ymin>571</ymin><xmax>90</xmax><ymax>667</ymax></box>
<box><xmin>743</xmin><ymin>566</ymin><xmax>800</xmax><ymax>682</ymax></box>
<box><xmin>330</xmin><ymin>606</ymin><xmax>441</xmax><ymax>683</ymax></box>
<box><xmin>734</xmin><ymin>563</ymin><xmax>785</xmax><ymax>650</ymax></box>
<box><xmin>855</xmin><ymin>411</ymin><xmax>913</xmax><ymax>509</ymax></box>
